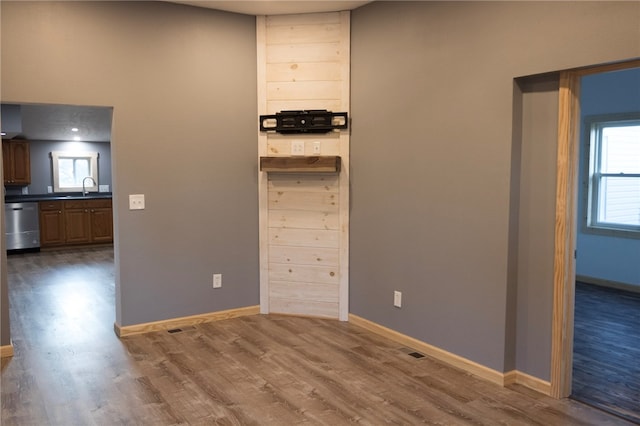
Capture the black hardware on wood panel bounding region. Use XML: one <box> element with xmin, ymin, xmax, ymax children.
<box><xmin>259</xmin><ymin>110</ymin><xmax>348</xmax><ymax>134</ymax></box>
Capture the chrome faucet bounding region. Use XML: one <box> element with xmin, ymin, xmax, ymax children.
<box><xmin>82</xmin><ymin>176</ymin><xmax>97</xmax><ymax>196</ymax></box>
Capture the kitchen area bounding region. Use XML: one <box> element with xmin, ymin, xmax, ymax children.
<box><xmin>2</xmin><ymin>103</ymin><xmax>114</xmax><ymax>253</ymax></box>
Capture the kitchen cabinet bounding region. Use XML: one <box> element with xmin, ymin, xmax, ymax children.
<box><xmin>40</xmin><ymin>199</ymin><xmax>113</xmax><ymax>247</ymax></box>
<box><xmin>2</xmin><ymin>139</ymin><xmax>31</xmax><ymax>186</ymax></box>
<box><xmin>39</xmin><ymin>201</ymin><xmax>65</xmax><ymax>247</ymax></box>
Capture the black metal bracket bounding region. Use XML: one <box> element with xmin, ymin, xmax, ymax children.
<box><xmin>259</xmin><ymin>110</ymin><xmax>348</xmax><ymax>134</ymax></box>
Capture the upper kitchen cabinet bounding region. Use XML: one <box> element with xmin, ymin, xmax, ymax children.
<box><xmin>2</xmin><ymin>139</ymin><xmax>31</xmax><ymax>186</ymax></box>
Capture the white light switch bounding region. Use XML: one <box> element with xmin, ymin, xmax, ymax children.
<box><xmin>129</xmin><ymin>194</ymin><xmax>145</xmax><ymax>210</ymax></box>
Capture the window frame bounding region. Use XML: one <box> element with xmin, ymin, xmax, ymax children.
<box><xmin>51</xmin><ymin>151</ymin><xmax>99</xmax><ymax>193</ymax></box>
<box><xmin>582</xmin><ymin>112</ymin><xmax>640</xmax><ymax>239</ymax></box>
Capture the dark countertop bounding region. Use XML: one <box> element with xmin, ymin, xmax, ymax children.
<box><xmin>5</xmin><ymin>192</ymin><xmax>113</xmax><ymax>203</ymax></box>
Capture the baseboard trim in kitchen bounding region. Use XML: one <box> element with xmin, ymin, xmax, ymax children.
<box><xmin>114</xmin><ymin>305</ymin><xmax>260</xmax><ymax>338</ymax></box>
<box><xmin>0</xmin><ymin>342</ymin><xmax>14</xmax><ymax>358</ymax></box>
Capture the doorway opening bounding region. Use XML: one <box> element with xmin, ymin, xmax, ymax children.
<box><xmin>550</xmin><ymin>59</ymin><xmax>640</xmax><ymax>412</ymax></box>
<box><xmin>2</xmin><ymin>102</ymin><xmax>116</xmax><ymax>361</ymax></box>
<box><xmin>568</xmin><ymin>66</ymin><xmax>640</xmax><ymax>423</ymax></box>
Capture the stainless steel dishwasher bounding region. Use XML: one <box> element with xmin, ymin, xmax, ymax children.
<box><xmin>5</xmin><ymin>202</ymin><xmax>40</xmax><ymax>251</ymax></box>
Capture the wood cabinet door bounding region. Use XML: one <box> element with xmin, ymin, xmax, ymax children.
<box><xmin>2</xmin><ymin>141</ymin><xmax>13</xmax><ymax>184</ymax></box>
<box><xmin>64</xmin><ymin>209</ymin><xmax>91</xmax><ymax>244</ymax></box>
<box><xmin>90</xmin><ymin>207</ymin><xmax>113</xmax><ymax>243</ymax></box>
<box><xmin>10</xmin><ymin>141</ymin><xmax>31</xmax><ymax>185</ymax></box>
<box><xmin>40</xmin><ymin>209</ymin><xmax>65</xmax><ymax>247</ymax></box>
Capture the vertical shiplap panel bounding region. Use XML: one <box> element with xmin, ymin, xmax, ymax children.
<box><xmin>258</xmin><ymin>11</ymin><xmax>350</xmax><ymax>320</ymax></box>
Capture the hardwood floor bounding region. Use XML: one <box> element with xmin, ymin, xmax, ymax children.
<box><xmin>572</xmin><ymin>281</ymin><xmax>640</xmax><ymax>424</ymax></box>
<box><xmin>1</xmin><ymin>248</ymin><xmax>635</xmax><ymax>425</ymax></box>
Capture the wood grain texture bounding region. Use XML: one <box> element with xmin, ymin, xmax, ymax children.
<box><xmin>349</xmin><ymin>314</ymin><xmax>506</xmax><ymax>387</ymax></box>
<box><xmin>115</xmin><ymin>306</ymin><xmax>260</xmax><ymax>338</ymax></box>
<box><xmin>0</xmin><ymin>344</ymin><xmax>13</xmax><ymax>358</ymax></box>
<box><xmin>261</xmin><ymin>156</ymin><xmax>341</xmax><ymax>173</ymax></box>
<box><xmin>1</xmin><ymin>248</ymin><xmax>633</xmax><ymax>426</ymax></box>
<box><xmin>259</xmin><ymin>12</ymin><xmax>349</xmax><ymax>320</ymax></box>
<box><xmin>550</xmin><ymin>59</ymin><xmax>640</xmax><ymax>400</ymax></box>
<box><xmin>551</xmin><ymin>70</ymin><xmax>580</xmax><ymax>399</ymax></box>
<box><xmin>571</xmin><ymin>282</ymin><xmax>640</xmax><ymax>424</ymax></box>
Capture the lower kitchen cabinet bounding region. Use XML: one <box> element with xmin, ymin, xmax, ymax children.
<box><xmin>40</xmin><ymin>199</ymin><xmax>113</xmax><ymax>247</ymax></box>
<box><xmin>39</xmin><ymin>201</ymin><xmax>65</xmax><ymax>247</ymax></box>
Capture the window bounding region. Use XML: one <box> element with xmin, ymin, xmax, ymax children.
<box><xmin>51</xmin><ymin>151</ymin><xmax>99</xmax><ymax>193</ymax></box>
<box><xmin>585</xmin><ymin>115</ymin><xmax>640</xmax><ymax>236</ymax></box>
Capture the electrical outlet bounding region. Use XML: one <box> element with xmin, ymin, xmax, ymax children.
<box><xmin>213</xmin><ymin>273</ymin><xmax>222</xmax><ymax>289</ymax></box>
<box><xmin>129</xmin><ymin>194</ymin><xmax>145</xmax><ymax>210</ymax></box>
<box><xmin>312</xmin><ymin>141</ymin><xmax>321</xmax><ymax>154</ymax></box>
<box><xmin>291</xmin><ymin>140</ymin><xmax>305</xmax><ymax>156</ymax></box>
<box><xmin>394</xmin><ymin>291</ymin><xmax>402</xmax><ymax>308</ymax></box>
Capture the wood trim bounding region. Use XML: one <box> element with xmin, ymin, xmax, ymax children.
<box><xmin>549</xmin><ymin>59</ymin><xmax>640</xmax><ymax>400</ymax></box>
<box><xmin>505</xmin><ymin>370</ymin><xmax>552</xmax><ymax>395</ymax></box>
<box><xmin>257</xmin><ymin>15</ymin><xmax>270</xmax><ymax>315</ymax></box>
<box><xmin>576</xmin><ymin>275</ymin><xmax>640</xmax><ymax>294</ymax></box>
<box><xmin>338</xmin><ymin>10</ymin><xmax>350</xmax><ymax>322</ymax></box>
<box><xmin>349</xmin><ymin>314</ymin><xmax>505</xmax><ymax>386</ymax></box>
<box><xmin>0</xmin><ymin>343</ymin><xmax>14</xmax><ymax>358</ymax></box>
<box><xmin>260</xmin><ymin>156</ymin><xmax>341</xmax><ymax>173</ymax></box>
<box><xmin>550</xmin><ymin>70</ymin><xmax>580</xmax><ymax>399</ymax></box>
<box><xmin>572</xmin><ymin>58</ymin><xmax>640</xmax><ymax>77</ymax></box>
<box><xmin>114</xmin><ymin>306</ymin><xmax>260</xmax><ymax>338</ymax></box>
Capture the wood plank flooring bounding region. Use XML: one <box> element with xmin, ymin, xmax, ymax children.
<box><xmin>1</xmin><ymin>247</ymin><xmax>635</xmax><ymax>425</ymax></box>
<box><xmin>572</xmin><ymin>282</ymin><xmax>640</xmax><ymax>424</ymax></box>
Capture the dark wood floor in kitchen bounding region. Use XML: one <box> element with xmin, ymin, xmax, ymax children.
<box><xmin>572</xmin><ymin>281</ymin><xmax>640</xmax><ymax>424</ymax></box>
<box><xmin>1</xmin><ymin>247</ymin><xmax>635</xmax><ymax>425</ymax></box>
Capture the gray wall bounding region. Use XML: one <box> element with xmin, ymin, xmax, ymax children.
<box><xmin>1</xmin><ymin>1</ymin><xmax>259</xmax><ymax>327</ymax></box>
<box><xmin>350</xmin><ymin>1</ymin><xmax>640</xmax><ymax>372</ymax></box>
<box><xmin>514</xmin><ymin>77</ymin><xmax>559</xmax><ymax>380</ymax></box>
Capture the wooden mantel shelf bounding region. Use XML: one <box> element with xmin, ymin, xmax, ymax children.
<box><xmin>260</xmin><ymin>156</ymin><xmax>341</xmax><ymax>173</ymax></box>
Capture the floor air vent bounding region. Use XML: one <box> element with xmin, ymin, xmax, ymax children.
<box><xmin>399</xmin><ymin>347</ymin><xmax>426</xmax><ymax>359</ymax></box>
<box><xmin>167</xmin><ymin>326</ymin><xmax>196</xmax><ymax>334</ymax></box>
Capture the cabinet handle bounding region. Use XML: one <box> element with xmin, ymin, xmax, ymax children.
<box><xmin>91</xmin><ymin>209</ymin><xmax>95</xmax><ymax>213</ymax></box>
<box><xmin>58</xmin><ymin>211</ymin><xmax>61</xmax><ymax>214</ymax></box>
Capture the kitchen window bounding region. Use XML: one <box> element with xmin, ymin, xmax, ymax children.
<box><xmin>51</xmin><ymin>151</ymin><xmax>99</xmax><ymax>193</ymax></box>
<box><xmin>584</xmin><ymin>114</ymin><xmax>640</xmax><ymax>237</ymax></box>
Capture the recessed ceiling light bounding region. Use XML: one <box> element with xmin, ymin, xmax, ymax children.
<box><xmin>71</xmin><ymin>127</ymin><xmax>79</xmax><ymax>132</ymax></box>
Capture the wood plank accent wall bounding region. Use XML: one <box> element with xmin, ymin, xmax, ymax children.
<box><xmin>257</xmin><ymin>12</ymin><xmax>350</xmax><ymax>320</ymax></box>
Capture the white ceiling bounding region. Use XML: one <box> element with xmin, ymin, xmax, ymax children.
<box><xmin>166</xmin><ymin>1</ymin><xmax>372</xmax><ymax>16</ymax></box>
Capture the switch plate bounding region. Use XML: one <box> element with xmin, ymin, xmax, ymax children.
<box><xmin>312</xmin><ymin>141</ymin><xmax>321</xmax><ymax>154</ymax></box>
<box><xmin>213</xmin><ymin>274</ymin><xmax>222</xmax><ymax>288</ymax></box>
<box><xmin>129</xmin><ymin>194</ymin><xmax>145</xmax><ymax>210</ymax></box>
<box><xmin>394</xmin><ymin>291</ymin><xmax>402</xmax><ymax>308</ymax></box>
<box><xmin>99</xmin><ymin>185</ymin><xmax>110</xmax><ymax>192</ymax></box>
<box><xmin>47</xmin><ymin>186</ymin><xmax>53</xmax><ymax>193</ymax></box>
<box><xmin>291</xmin><ymin>140</ymin><xmax>305</xmax><ymax>156</ymax></box>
